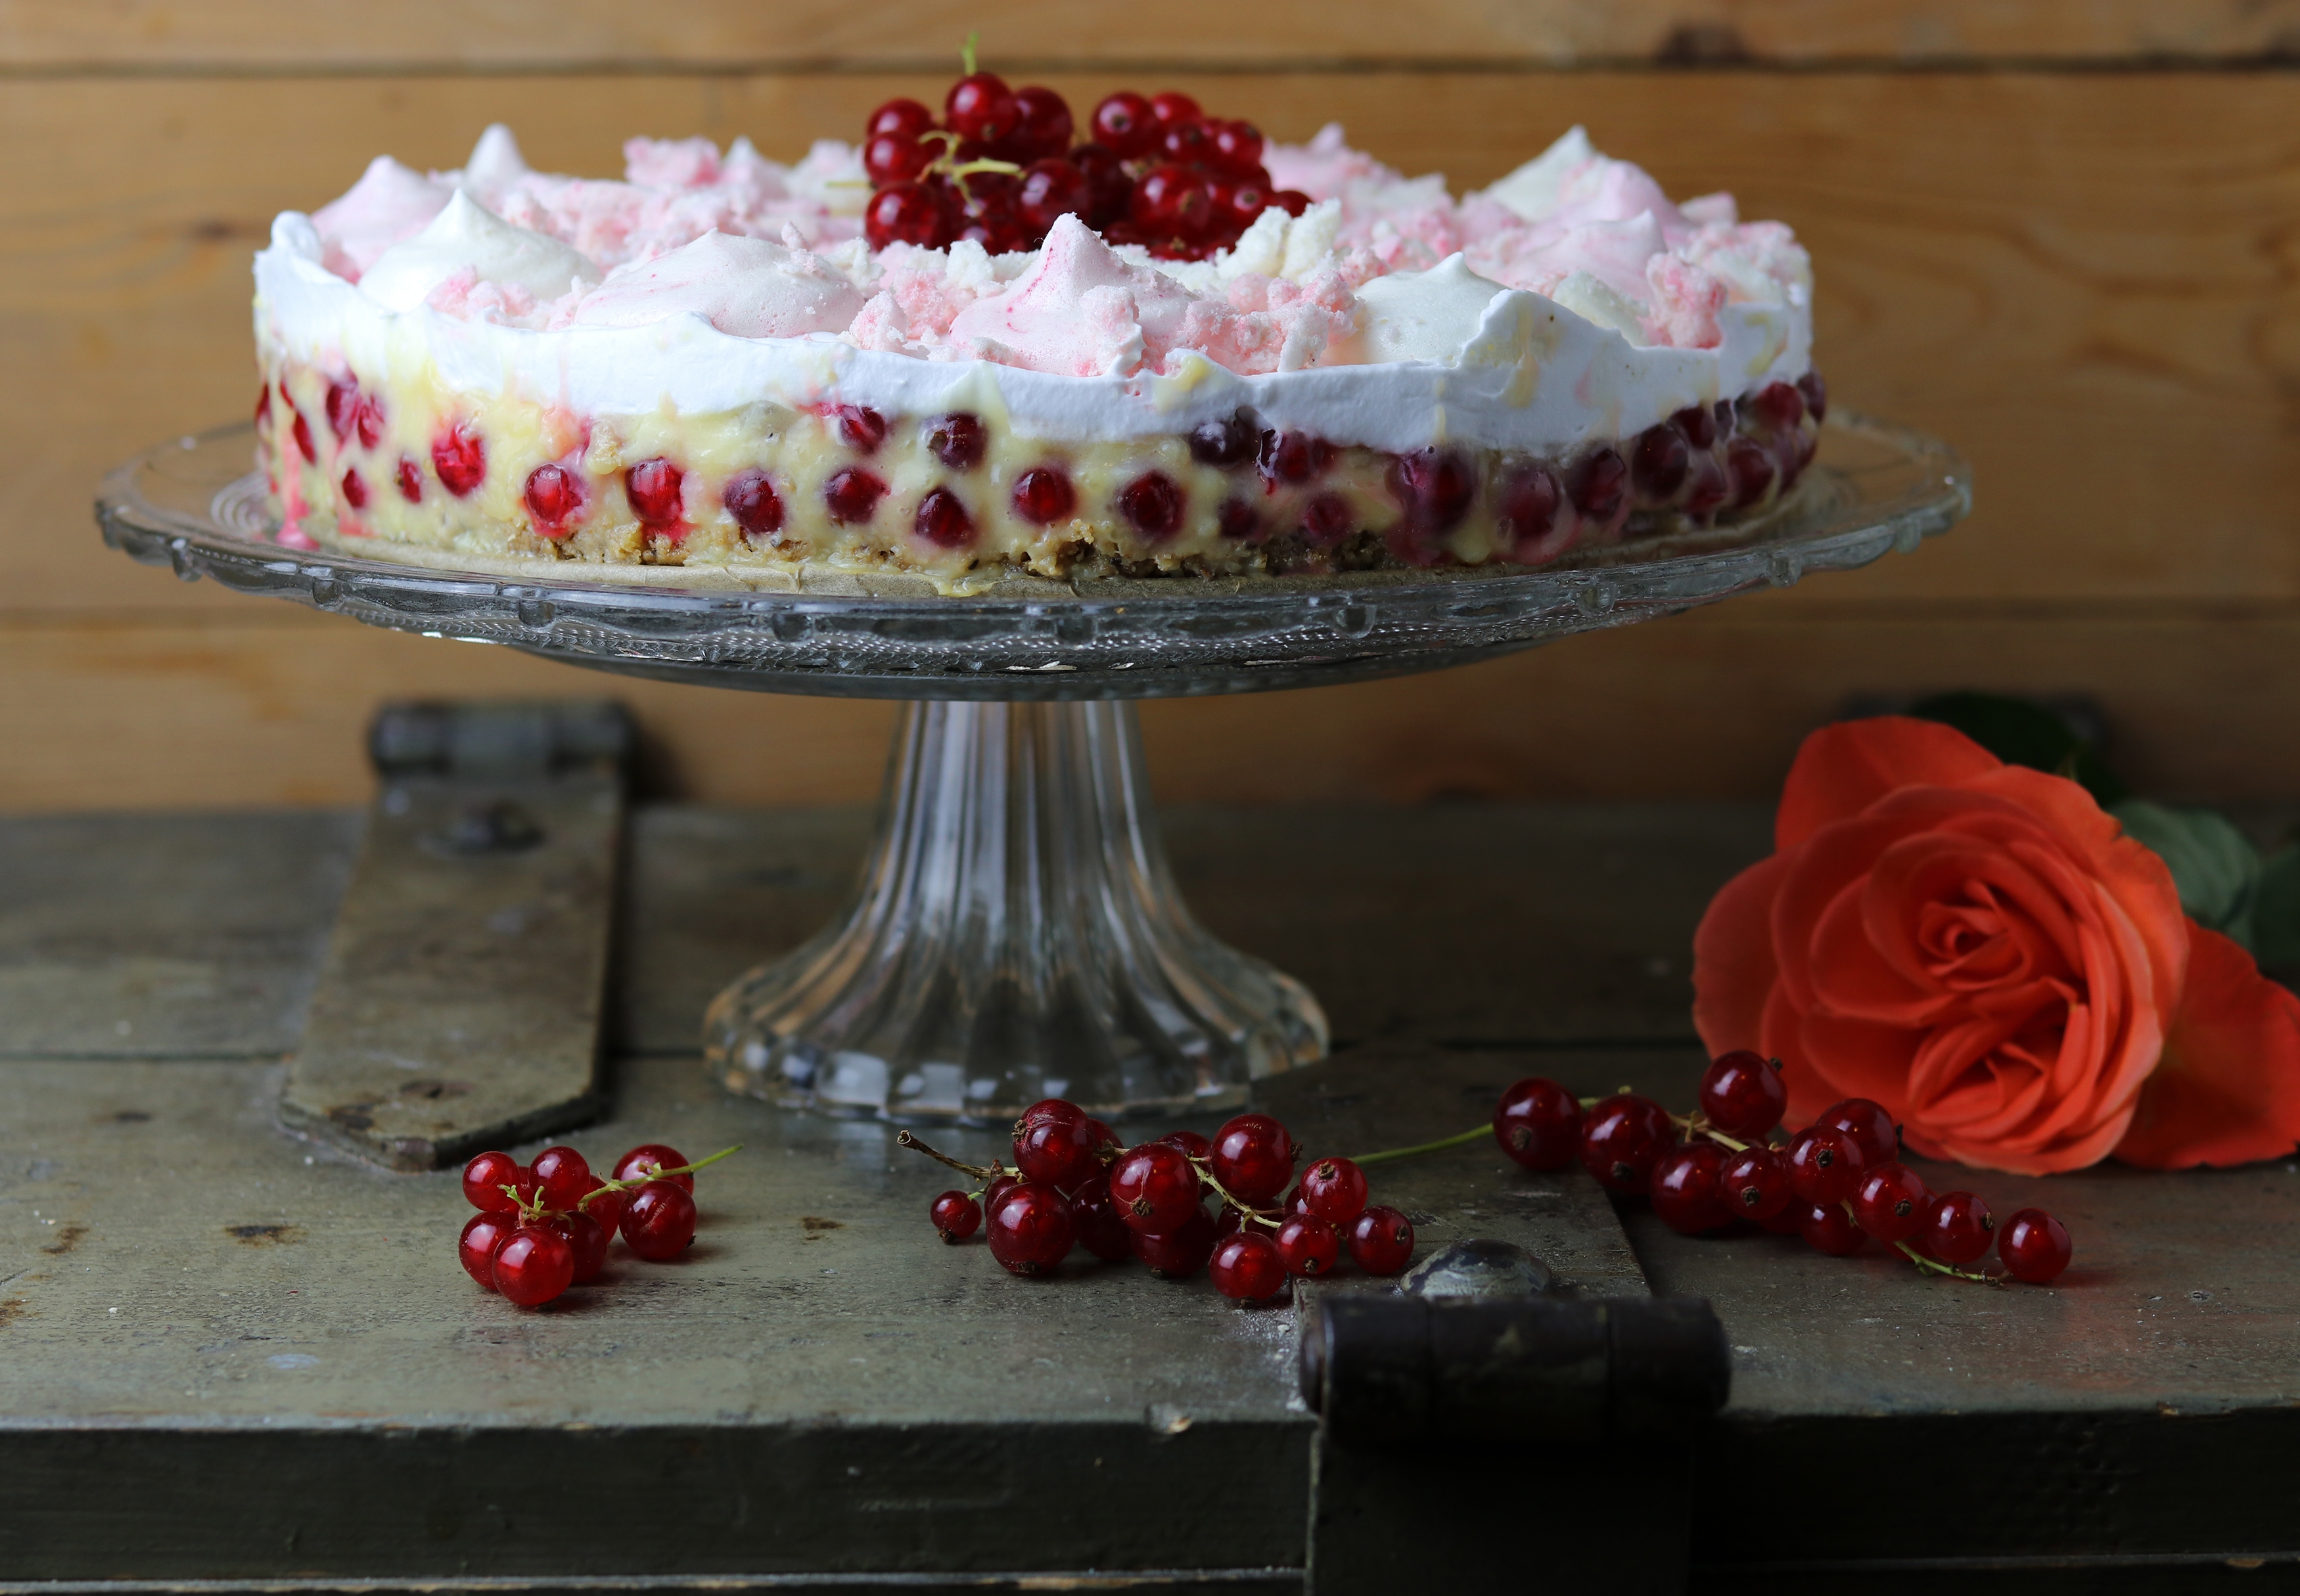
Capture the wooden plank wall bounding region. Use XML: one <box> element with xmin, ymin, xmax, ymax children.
<box><xmin>3</xmin><ymin>4</ymin><xmax>2297</xmax><ymax>810</ymax></box>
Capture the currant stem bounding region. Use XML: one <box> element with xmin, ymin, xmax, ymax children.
<box><xmin>1183</xmin><ymin>1155</ymin><xmax>1281</xmax><ymax>1227</ymax></box>
<box><xmin>1349</xmin><ymin>1125</ymin><xmax>1488</xmax><ymax>1168</ymax></box>
<box><xmin>895</xmin><ymin>1128</ymin><xmax>1010</xmax><ymax>1184</ymax></box>
<box><xmin>572</xmin><ymin>1145</ymin><xmax>745</xmax><ymax>1210</ymax></box>
<box><xmin>1894</xmin><ymin>1239</ymin><xmax>2004</xmax><ymax>1286</ymax></box>
<box><xmin>961</xmin><ymin>30</ymin><xmax>978</xmax><ymax>76</ymax></box>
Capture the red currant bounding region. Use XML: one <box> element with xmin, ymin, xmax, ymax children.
<box><xmin>1496</xmin><ymin>464</ymin><xmax>1562</xmax><ymax>555</ymax></box>
<box><xmin>431</xmin><ymin>423</ymin><xmax>485</xmax><ymax>497</ymax></box>
<box><xmin>1578</xmin><ymin>1093</ymin><xmax>1676</xmax><ymax>1195</ymax></box>
<box><xmin>544</xmin><ymin>1210</ymin><xmax>610</xmax><ymax>1284</ymax></box>
<box><xmin>1726</xmin><ymin>435</ymin><xmax>1778</xmax><ymax>509</ymax></box>
<box><xmin>1270</xmin><ymin>189</ymin><xmax>1312</xmax><ymax>217</ymax></box>
<box><xmin>613</xmin><ymin>1143</ymin><xmax>693</xmax><ymax>1193</ymax></box>
<box><xmin>864</xmin><ymin>181</ymin><xmax>950</xmax><ymax>250</ymax></box>
<box><xmin>617</xmin><ymin>457</ymin><xmax>681</xmax><ymax>526</ymax></box>
<box><xmin>462</xmin><ymin>1150</ymin><xmax>524</xmax><ymax>1214</ymax></box>
<box><xmin>1207</xmin><ymin>119</ymin><xmax>1264</xmax><ymax>175</ymax></box>
<box><xmin>724</xmin><ymin>468</ymin><xmax>784</xmax><ymax>537</ymax></box>
<box><xmin>1275</xmin><ymin>1214</ymin><xmax>1340</xmax><ymax>1277</ymax></box>
<box><xmin>985</xmin><ymin>1181</ymin><xmax>1074</xmax><ymax>1276</ymax></box>
<box><xmin>1630</xmin><ymin>420</ymin><xmax>1691</xmax><ymax>501</ymax></box>
<box><xmin>1755</xmin><ymin>1197</ymin><xmax>1806</xmax><ymax>1235</ymax></box>
<box><xmin>1648</xmin><ymin>1142</ymin><xmax>1730</xmax><ymax>1236</ymax></box>
<box><xmin>1260</xmin><ymin>430</ymin><xmax>1334</xmax><ymax>484</ymax></box>
<box><xmin>1090</xmin><ymin>91</ymin><xmax>1159</xmax><ymax>157</ymax></box>
<box><xmin>1386</xmin><ymin>447</ymin><xmax>1475</xmax><ymax>536</ymax></box>
<box><xmin>1129</xmin><ymin>164</ymin><xmax>1212</xmax><ymax>240</ymax></box>
<box><xmin>1346</xmin><ymin>1206</ymin><xmax>1415</xmax><ymax>1275</ymax></box>
<box><xmin>1070</xmin><ymin>141</ymin><xmax>1132</xmax><ymax>225</ymax></box>
<box><xmin>622</xmin><ymin>1182</ymin><xmax>698</xmax><ymax>1261</ymax></box>
<box><xmin>458</xmin><ymin>1212</ymin><xmax>514</xmax><ymax>1288</ymax></box>
<box><xmin>1851</xmin><ymin>1161</ymin><xmax>1931</xmax><ymax>1243</ymax></box>
<box><xmin>866</xmin><ymin>98</ymin><xmax>934</xmax><ymax>142</ymax></box>
<box><xmin>1784</xmin><ymin>1125</ymin><xmax>1866</xmax><ymax>1205</ymax></box>
<box><xmin>1083</xmin><ymin>1117</ymin><xmax>1122</xmax><ymax>1162</ymax></box>
<box><xmin>1718</xmin><ymin>1145</ymin><xmax>1793</xmax><ymax>1221</ymax></box>
<box><xmin>983</xmin><ymin>1172</ymin><xmax>1019</xmax><ymax>1214</ymax></box>
<box><xmin>1298</xmin><ymin>1157</ymin><xmax>1368</xmax><ymax>1224</ymax></box>
<box><xmin>2000</xmin><ymin>1208</ymin><xmax>2071</xmax><ymax>1285</ymax></box>
<box><xmin>931</xmin><ymin>1189</ymin><xmax>981</xmax><ymax>1243</ymax></box>
<box><xmin>1210</xmin><ymin>1113</ymin><xmax>1297</xmax><ymax>1206</ymax></box>
<box><xmin>1818</xmin><ymin>1099</ymin><xmax>1901</xmax><ymax>1168</ymax></box>
<box><xmin>1922</xmin><ymin>1191</ymin><xmax>1994</xmax><ymax>1265</ymax></box>
<box><xmin>998</xmin><ymin>85</ymin><xmax>1073</xmax><ymax>162</ymax></box>
<box><xmin>1697</xmin><ymin>1051</ymin><xmax>1787</xmax><ymax>1139</ymax></box>
<box><xmin>493</xmin><ymin>1225</ymin><xmax>575</xmax><ymax>1306</ymax></box>
<box><xmin>1131</xmin><ymin>1206</ymin><xmax>1216</xmax><ymax>1278</ymax></box>
<box><xmin>1749</xmin><ymin>380</ymin><xmax>1807</xmax><ymax>434</ymax></box>
<box><xmin>1798</xmin><ymin>369</ymin><xmax>1829</xmax><ymax>424</ymax></box>
<box><xmin>1116</xmin><ymin>470</ymin><xmax>1185</xmax><ymax>541</ymax></box>
<box><xmin>1066</xmin><ymin>1172</ymin><xmax>1136</xmax><ymax>1262</ymax></box>
<box><xmin>1013</xmin><ymin>1099</ymin><xmax>1097</xmax><ymax>1190</ymax></box>
<box><xmin>946</xmin><ymin>72</ymin><xmax>1021</xmax><ymax>143</ymax></box>
<box><xmin>823</xmin><ymin>467</ymin><xmax>887</xmax><ymax>524</ymax></box>
<box><xmin>522</xmin><ymin>463</ymin><xmax>582</xmax><ymax>532</ymax></box>
<box><xmin>1565</xmin><ymin>445</ymin><xmax>1628</xmax><ymax>522</ymax></box>
<box><xmin>925</xmin><ymin>412</ymin><xmax>986</xmax><ymax>472</ymax></box>
<box><xmin>913</xmin><ymin>486</ymin><xmax>976</xmax><ymax>549</ymax></box>
<box><xmin>529</xmin><ymin>1146</ymin><xmax>593</xmax><ymax>1214</ymax></box>
<box><xmin>1216</xmin><ymin>1203</ymin><xmax>1281</xmax><ymax>1240</ymax></box>
<box><xmin>1492</xmin><ymin>1077</ymin><xmax>1583</xmax><ymax>1170</ymax></box>
<box><xmin>1017</xmin><ymin>158</ymin><xmax>1091</xmax><ymax>235</ymax></box>
<box><xmin>1798</xmin><ymin>1200</ymin><xmax>1866</xmax><ymax>1257</ymax></box>
<box><xmin>1157</xmin><ymin>1129</ymin><xmax>1210</xmax><ymax>1161</ymax></box>
<box><xmin>1148</xmin><ymin>90</ymin><xmax>1202</xmax><ymax>126</ymax></box>
<box><xmin>1109</xmin><ymin>1142</ymin><xmax>1202</xmax><ymax>1233</ymax></box>
<box><xmin>291</xmin><ymin>409</ymin><xmax>317</xmax><ymax>464</ymax></box>
<box><xmin>581</xmin><ymin>1187</ymin><xmax>628</xmax><ymax>1240</ymax></box>
<box><xmin>863</xmin><ymin>132</ymin><xmax>932</xmax><ymax>186</ymax></box>
<box><xmin>1210</xmin><ymin>1232</ymin><xmax>1287</xmax><ymax>1302</ymax></box>
<box><xmin>1159</xmin><ymin>118</ymin><xmax>1214</xmax><ymax>166</ymax></box>
<box><xmin>1011</xmin><ymin>465</ymin><xmax>1076</xmax><ymax>525</ymax></box>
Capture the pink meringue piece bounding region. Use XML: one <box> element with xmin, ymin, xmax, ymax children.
<box><xmin>564</xmin><ymin>231</ymin><xmax>867</xmax><ymax>338</ymax></box>
<box><xmin>947</xmin><ymin>216</ymin><xmax>1199</xmax><ymax>378</ymax></box>
<box><xmin>310</xmin><ymin>156</ymin><xmax>454</xmax><ymax>281</ymax></box>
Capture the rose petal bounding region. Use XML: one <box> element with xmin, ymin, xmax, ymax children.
<box><xmin>1691</xmin><ymin>851</ymin><xmax>1790</xmax><ymax>1059</ymax></box>
<box><xmin>2116</xmin><ymin>925</ymin><xmax>2300</xmax><ymax>1169</ymax></box>
<box><xmin>1776</xmin><ymin>716</ymin><xmax>2002</xmax><ymax>851</ymax></box>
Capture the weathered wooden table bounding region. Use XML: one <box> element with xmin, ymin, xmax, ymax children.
<box><xmin>4</xmin><ymin>799</ymin><xmax>2296</xmax><ymax>1592</ymax></box>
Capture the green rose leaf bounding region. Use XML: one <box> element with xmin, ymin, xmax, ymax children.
<box><xmin>2253</xmin><ymin>848</ymin><xmax>2300</xmax><ymax>969</ymax></box>
<box><xmin>1909</xmin><ymin>691</ymin><xmax>2130</xmax><ymax>808</ymax></box>
<box><xmin>2111</xmin><ymin>799</ymin><xmax>2260</xmax><ymax>948</ymax></box>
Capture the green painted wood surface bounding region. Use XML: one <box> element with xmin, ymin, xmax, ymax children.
<box><xmin>5</xmin><ymin>805</ymin><xmax>2299</xmax><ymax>1587</ymax></box>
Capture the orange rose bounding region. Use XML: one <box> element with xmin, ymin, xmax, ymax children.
<box><xmin>1693</xmin><ymin>716</ymin><xmax>2300</xmax><ymax>1174</ymax></box>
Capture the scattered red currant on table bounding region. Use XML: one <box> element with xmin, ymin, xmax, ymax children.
<box><xmin>898</xmin><ymin>1101</ymin><xmax>1412</xmax><ymax>1295</ymax></box>
<box><xmin>453</xmin><ymin>1141</ymin><xmax>740</xmax><ymax>1308</ymax></box>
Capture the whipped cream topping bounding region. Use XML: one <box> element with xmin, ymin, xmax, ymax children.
<box><xmin>565</xmin><ymin>231</ymin><xmax>866</xmax><ymax>340</ymax></box>
<box><xmin>258</xmin><ymin>123</ymin><xmax>1813</xmax><ymax>457</ymax></box>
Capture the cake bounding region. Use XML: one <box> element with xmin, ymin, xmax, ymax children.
<box><xmin>252</xmin><ymin>74</ymin><xmax>1821</xmax><ymax>593</ymax></box>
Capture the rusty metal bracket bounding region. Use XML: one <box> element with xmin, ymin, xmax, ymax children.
<box><xmin>277</xmin><ymin>700</ymin><xmax>630</xmax><ymax>1171</ymax></box>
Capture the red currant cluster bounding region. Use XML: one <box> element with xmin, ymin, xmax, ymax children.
<box><xmin>902</xmin><ymin>1099</ymin><xmax>1415</xmax><ymax>1301</ymax></box>
<box><xmin>1492</xmin><ymin>1056</ymin><xmax>2074</xmax><ymax>1285</ymax></box>
<box><xmin>455</xmin><ymin>1142</ymin><xmax>737</xmax><ymax>1308</ymax></box>
<box><xmin>862</xmin><ymin>59</ymin><xmax>1311</xmax><ymax>259</ymax></box>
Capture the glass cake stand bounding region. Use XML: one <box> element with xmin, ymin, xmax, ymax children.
<box><xmin>98</xmin><ymin>416</ymin><xmax>1969</xmax><ymax>1124</ymax></box>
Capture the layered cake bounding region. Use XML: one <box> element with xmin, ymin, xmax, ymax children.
<box><xmin>253</xmin><ymin>76</ymin><xmax>1821</xmax><ymax>591</ymax></box>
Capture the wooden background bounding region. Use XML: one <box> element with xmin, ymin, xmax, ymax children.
<box><xmin>5</xmin><ymin>3</ymin><xmax>2299</xmax><ymax>811</ymax></box>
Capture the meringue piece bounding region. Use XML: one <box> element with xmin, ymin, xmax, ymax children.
<box><xmin>947</xmin><ymin>216</ymin><xmax>1197</xmax><ymax>378</ymax></box>
<box><xmin>1548</xmin><ymin>271</ymin><xmax>1645</xmax><ymax>340</ymax></box>
<box><xmin>1481</xmin><ymin>127</ymin><xmax>1597</xmax><ymax>222</ymax></box>
<box><xmin>359</xmin><ymin>190</ymin><xmax>599</xmax><ymax>313</ymax></box>
<box><xmin>458</xmin><ymin>125</ymin><xmax>530</xmax><ymax>208</ymax></box>
<box><xmin>1354</xmin><ymin>254</ymin><xmax>1508</xmax><ymax>365</ymax></box>
<box><xmin>310</xmin><ymin>156</ymin><xmax>455</xmax><ymax>279</ymax></box>
<box><xmin>566</xmin><ymin>231</ymin><xmax>867</xmax><ymax>338</ymax></box>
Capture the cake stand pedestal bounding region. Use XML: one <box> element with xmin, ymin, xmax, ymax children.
<box><xmin>99</xmin><ymin>415</ymin><xmax>1968</xmax><ymax>1125</ymax></box>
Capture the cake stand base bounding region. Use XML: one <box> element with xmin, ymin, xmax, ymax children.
<box><xmin>703</xmin><ymin>700</ymin><xmax>1329</xmax><ymax>1123</ymax></box>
